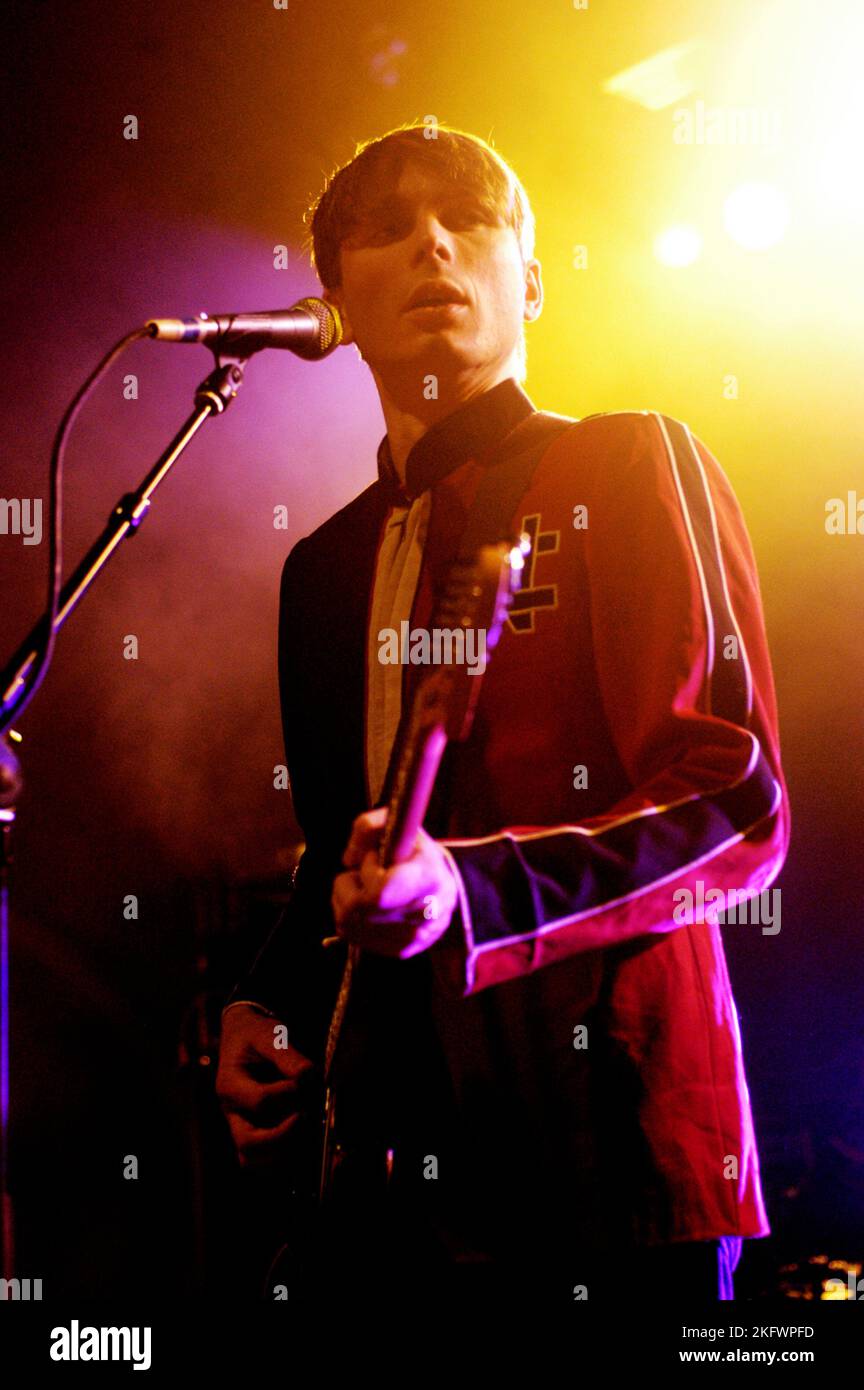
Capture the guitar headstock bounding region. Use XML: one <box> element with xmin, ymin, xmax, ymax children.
<box><xmin>418</xmin><ymin>536</ymin><xmax>530</xmax><ymax>742</ymax></box>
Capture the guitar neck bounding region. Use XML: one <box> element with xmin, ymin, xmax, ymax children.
<box><xmin>379</xmin><ymin>720</ymin><xmax>448</xmax><ymax>867</ymax></box>
<box><xmin>321</xmin><ymin>542</ymin><xmax>521</xmax><ymax>1090</ymax></box>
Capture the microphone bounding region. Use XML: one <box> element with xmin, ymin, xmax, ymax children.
<box><xmin>146</xmin><ymin>296</ymin><xmax>342</xmax><ymax>360</ymax></box>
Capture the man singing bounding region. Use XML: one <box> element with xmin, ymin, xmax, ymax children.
<box><xmin>215</xmin><ymin>123</ymin><xmax>790</xmax><ymax>1307</ymax></box>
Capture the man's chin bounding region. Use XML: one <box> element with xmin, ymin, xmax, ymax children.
<box><xmin>382</xmin><ymin>349</ymin><xmax>482</xmax><ymax>386</ymax></box>
<box><xmin>383</xmin><ymin>334</ymin><xmax>480</xmax><ymax>374</ymax></box>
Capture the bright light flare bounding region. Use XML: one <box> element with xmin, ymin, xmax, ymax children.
<box><xmin>815</xmin><ymin>98</ymin><xmax>864</xmax><ymax>215</ymax></box>
<box><xmin>653</xmin><ymin>225</ymin><xmax>703</xmax><ymax>267</ymax></box>
<box><xmin>603</xmin><ymin>41</ymin><xmax>703</xmax><ymax>111</ymax></box>
<box><xmin>723</xmin><ymin>182</ymin><xmax>789</xmax><ymax>250</ymax></box>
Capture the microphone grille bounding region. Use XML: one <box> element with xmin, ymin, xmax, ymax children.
<box><xmin>295</xmin><ymin>297</ymin><xmax>342</xmax><ymax>357</ymax></box>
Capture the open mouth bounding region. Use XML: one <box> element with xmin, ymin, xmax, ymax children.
<box><xmin>405</xmin><ymin>300</ymin><xmax>467</xmax><ymax>313</ymax></box>
<box><xmin>404</xmin><ymin>281</ymin><xmax>469</xmax><ymax>313</ymax></box>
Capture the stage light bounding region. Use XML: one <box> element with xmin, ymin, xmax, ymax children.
<box><xmin>723</xmin><ymin>182</ymin><xmax>789</xmax><ymax>251</ymax></box>
<box><xmin>737</xmin><ymin>0</ymin><xmax>864</xmax><ymax>220</ymax></box>
<box><xmin>816</xmin><ymin>123</ymin><xmax>864</xmax><ymax>215</ymax></box>
<box><xmin>653</xmin><ymin>225</ymin><xmax>703</xmax><ymax>268</ymax></box>
<box><xmin>603</xmin><ymin>40</ymin><xmax>703</xmax><ymax>111</ymax></box>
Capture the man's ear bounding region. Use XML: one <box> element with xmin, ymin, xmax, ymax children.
<box><xmin>523</xmin><ymin>258</ymin><xmax>543</xmax><ymax>324</ymax></box>
<box><xmin>322</xmin><ymin>288</ymin><xmax>355</xmax><ymax>346</ymax></box>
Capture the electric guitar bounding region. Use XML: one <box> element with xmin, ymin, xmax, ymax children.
<box><xmin>264</xmin><ymin>536</ymin><xmax>527</xmax><ymax>1299</ymax></box>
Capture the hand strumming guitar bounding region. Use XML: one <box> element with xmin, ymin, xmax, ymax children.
<box><xmin>215</xmin><ymin>1002</ymin><xmax>316</xmax><ymax>1169</ymax></box>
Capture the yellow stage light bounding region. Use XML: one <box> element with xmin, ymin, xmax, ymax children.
<box><xmin>816</xmin><ymin>122</ymin><xmax>864</xmax><ymax>215</ymax></box>
<box><xmin>653</xmin><ymin>225</ymin><xmax>703</xmax><ymax>268</ymax></box>
<box><xmin>723</xmin><ymin>182</ymin><xmax>789</xmax><ymax>251</ymax></box>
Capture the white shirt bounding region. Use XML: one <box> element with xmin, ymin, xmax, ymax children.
<box><xmin>365</xmin><ymin>490</ymin><xmax>432</xmax><ymax>805</ymax></box>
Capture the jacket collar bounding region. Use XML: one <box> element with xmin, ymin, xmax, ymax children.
<box><xmin>376</xmin><ymin>377</ymin><xmax>536</xmax><ymax>502</ymax></box>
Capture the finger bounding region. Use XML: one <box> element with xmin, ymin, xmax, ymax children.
<box><xmin>220</xmin><ymin>1074</ymin><xmax>305</xmax><ymax>1125</ymax></box>
<box><xmin>331</xmin><ymin>869</ymin><xmax>365</xmax><ymax>926</ymax></box>
<box><xmin>220</xmin><ymin>1023</ymin><xmax>316</xmax><ymax>1087</ymax></box>
<box><xmin>331</xmin><ymin>916</ymin><xmax>415</xmax><ymax>954</ymax></box>
<box><xmin>359</xmin><ymin>854</ymin><xmax>432</xmax><ymax>912</ymax></box>
<box><xmin>333</xmin><ymin>863</ymin><xmax>441</xmax><ymax>933</ymax></box>
<box><xmin>334</xmin><ymin>915</ymin><xmax>441</xmax><ymax>958</ymax></box>
<box><xmin>343</xmin><ymin>807</ymin><xmax>388</xmax><ymax>867</ymax></box>
<box><xmin>357</xmin><ymin>850</ymin><xmax>388</xmax><ymax>897</ymax></box>
<box><xmin>333</xmin><ymin>865</ymin><xmax>419</xmax><ymax>927</ymax></box>
<box><xmin>231</xmin><ymin>1110</ymin><xmax>305</xmax><ymax>1168</ymax></box>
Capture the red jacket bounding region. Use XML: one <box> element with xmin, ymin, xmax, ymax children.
<box><xmin>230</xmin><ymin>378</ymin><xmax>790</xmax><ymax>1255</ymax></box>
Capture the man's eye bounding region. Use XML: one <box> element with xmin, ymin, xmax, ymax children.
<box><xmin>368</xmin><ymin>215</ymin><xmax>409</xmax><ymax>241</ymax></box>
<box><xmin>444</xmin><ymin>203</ymin><xmax>487</xmax><ymax>227</ymax></box>
<box><xmin>351</xmin><ymin>201</ymin><xmax>495</xmax><ymax>245</ymax></box>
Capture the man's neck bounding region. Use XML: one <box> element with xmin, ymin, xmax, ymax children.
<box><xmin>373</xmin><ymin>361</ymin><xmax>518</xmax><ymax>483</ymax></box>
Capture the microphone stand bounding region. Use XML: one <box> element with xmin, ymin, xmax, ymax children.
<box><xmin>0</xmin><ymin>353</ymin><xmax>250</xmax><ymax>1282</ymax></box>
<box><xmin>1</xmin><ymin>797</ymin><xmax>18</xmax><ymax>1286</ymax></box>
<box><xmin>1</xmin><ymin>358</ymin><xmax>248</xmax><ymax>712</ymax></box>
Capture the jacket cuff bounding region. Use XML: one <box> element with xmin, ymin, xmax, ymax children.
<box><xmin>429</xmin><ymin>845</ymin><xmax>477</xmax><ymax>997</ymax></box>
<box><xmin>221</xmin><ymin>998</ymin><xmax>281</xmax><ymax>1021</ymax></box>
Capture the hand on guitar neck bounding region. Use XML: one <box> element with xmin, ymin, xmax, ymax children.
<box><xmin>329</xmin><ymin>805</ymin><xmax>460</xmax><ymax>958</ymax></box>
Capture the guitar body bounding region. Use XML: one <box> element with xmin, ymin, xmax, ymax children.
<box><xmin>263</xmin><ymin>954</ymin><xmax>414</xmax><ymax>1299</ymax></box>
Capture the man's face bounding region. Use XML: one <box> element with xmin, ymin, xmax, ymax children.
<box><xmin>323</xmin><ymin>161</ymin><xmax>542</xmax><ymax>388</ymax></box>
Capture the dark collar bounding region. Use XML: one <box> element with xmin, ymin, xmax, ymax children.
<box><xmin>376</xmin><ymin>377</ymin><xmax>536</xmax><ymax>502</ymax></box>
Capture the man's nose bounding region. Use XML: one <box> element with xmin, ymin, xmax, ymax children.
<box><xmin>410</xmin><ymin>213</ymin><xmax>455</xmax><ymax>262</ymax></box>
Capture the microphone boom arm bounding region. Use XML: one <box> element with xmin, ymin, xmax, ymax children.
<box><xmin>0</xmin><ymin>359</ymin><xmax>248</xmax><ymax>716</ymax></box>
